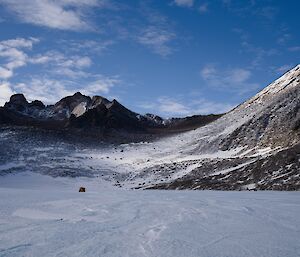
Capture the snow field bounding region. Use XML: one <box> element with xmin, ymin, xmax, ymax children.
<box><xmin>0</xmin><ymin>172</ymin><xmax>300</xmax><ymax>257</ymax></box>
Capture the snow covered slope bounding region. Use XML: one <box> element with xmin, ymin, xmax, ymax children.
<box><xmin>99</xmin><ymin>64</ymin><xmax>300</xmax><ymax>164</ymax></box>
<box><xmin>82</xmin><ymin>64</ymin><xmax>300</xmax><ymax>189</ymax></box>
<box><xmin>165</xmin><ymin>64</ymin><xmax>300</xmax><ymax>154</ymax></box>
<box><xmin>0</xmin><ymin>172</ymin><xmax>300</xmax><ymax>257</ymax></box>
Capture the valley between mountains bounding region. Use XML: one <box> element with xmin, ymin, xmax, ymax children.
<box><xmin>1</xmin><ymin>64</ymin><xmax>300</xmax><ymax>190</ymax></box>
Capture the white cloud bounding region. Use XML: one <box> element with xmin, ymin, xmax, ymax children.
<box><xmin>200</xmin><ymin>65</ymin><xmax>216</xmax><ymax>79</ymax></box>
<box><xmin>174</xmin><ymin>0</ymin><xmax>194</xmax><ymax>8</ymax></box>
<box><xmin>81</xmin><ymin>77</ymin><xmax>120</xmax><ymax>95</ymax></box>
<box><xmin>0</xmin><ymin>0</ymin><xmax>104</xmax><ymax>31</ymax></box>
<box><xmin>1</xmin><ymin>48</ymin><xmax>27</xmax><ymax>70</ymax></box>
<box><xmin>0</xmin><ymin>37</ymin><xmax>39</xmax><ymax>49</ymax></box>
<box><xmin>157</xmin><ymin>97</ymin><xmax>190</xmax><ymax>115</ymax></box>
<box><xmin>30</xmin><ymin>51</ymin><xmax>92</xmax><ymax>68</ymax></box>
<box><xmin>0</xmin><ymin>81</ymin><xmax>15</xmax><ymax>106</ymax></box>
<box><xmin>55</xmin><ymin>68</ymin><xmax>90</xmax><ymax>79</ymax></box>
<box><xmin>134</xmin><ymin>5</ymin><xmax>177</xmax><ymax>57</ymax></box>
<box><xmin>139</xmin><ymin>96</ymin><xmax>234</xmax><ymax>117</ymax></box>
<box><xmin>55</xmin><ymin>55</ymin><xmax>92</xmax><ymax>69</ymax></box>
<box><xmin>191</xmin><ymin>98</ymin><xmax>234</xmax><ymax>114</ymax></box>
<box><xmin>138</xmin><ymin>26</ymin><xmax>175</xmax><ymax>57</ymax></box>
<box><xmin>30</xmin><ymin>51</ymin><xmax>92</xmax><ymax>78</ymax></box>
<box><xmin>11</xmin><ymin>75</ymin><xmax>120</xmax><ymax>104</ymax></box>
<box><xmin>200</xmin><ymin>65</ymin><xmax>258</xmax><ymax>95</ymax></box>
<box><xmin>66</xmin><ymin>40</ymin><xmax>114</xmax><ymax>54</ymax></box>
<box><xmin>15</xmin><ymin>78</ymin><xmax>74</xmax><ymax>104</ymax></box>
<box><xmin>0</xmin><ymin>66</ymin><xmax>13</xmax><ymax>79</ymax></box>
<box><xmin>74</xmin><ymin>57</ymin><xmax>92</xmax><ymax>68</ymax></box>
<box><xmin>228</xmin><ymin>68</ymin><xmax>251</xmax><ymax>83</ymax></box>
<box><xmin>275</xmin><ymin>64</ymin><xmax>293</xmax><ymax>74</ymax></box>
<box><xmin>29</xmin><ymin>55</ymin><xmax>50</xmax><ymax>64</ymax></box>
<box><xmin>0</xmin><ymin>37</ymin><xmax>39</xmax><ymax>79</ymax></box>
<box><xmin>0</xmin><ymin>37</ymin><xmax>119</xmax><ymax>103</ymax></box>
<box><xmin>58</xmin><ymin>0</ymin><xmax>100</xmax><ymax>6</ymax></box>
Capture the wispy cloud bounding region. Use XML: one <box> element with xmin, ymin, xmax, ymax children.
<box><xmin>191</xmin><ymin>99</ymin><xmax>234</xmax><ymax>114</ymax></box>
<box><xmin>29</xmin><ymin>51</ymin><xmax>92</xmax><ymax>79</ymax></box>
<box><xmin>0</xmin><ymin>37</ymin><xmax>39</xmax><ymax>48</ymax></box>
<box><xmin>198</xmin><ymin>3</ymin><xmax>208</xmax><ymax>13</ymax></box>
<box><xmin>14</xmin><ymin>78</ymin><xmax>74</xmax><ymax>104</ymax></box>
<box><xmin>31</xmin><ymin>52</ymin><xmax>91</xmax><ymax>68</ymax></box>
<box><xmin>0</xmin><ymin>67</ymin><xmax>13</xmax><ymax>79</ymax></box>
<box><xmin>0</xmin><ymin>0</ymin><xmax>108</xmax><ymax>31</ymax></box>
<box><xmin>138</xmin><ymin>26</ymin><xmax>175</xmax><ymax>57</ymax></box>
<box><xmin>277</xmin><ymin>33</ymin><xmax>291</xmax><ymax>45</ymax></box>
<box><xmin>60</xmin><ymin>39</ymin><xmax>115</xmax><ymax>55</ymax></box>
<box><xmin>0</xmin><ymin>1</ymin><xmax>178</xmax><ymax>57</ymax></box>
<box><xmin>0</xmin><ymin>37</ymin><xmax>39</xmax><ymax>79</ymax></box>
<box><xmin>232</xmin><ymin>28</ymin><xmax>278</xmax><ymax>68</ymax></box>
<box><xmin>274</xmin><ymin>64</ymin><xmax>294</xmax><ymax>74</ymax></box>
<box><xmin>139</xmin><ymin>96</ymin><xmax>234</xmax><ymax>117</ymax></box>
<box><xmin>0</xmin><ymin>81</ymin><xmax>15</xmax><ymax>106</ymax></box>
<box><xmin>255</xmin><ymin>6</ymin><xmax>278</xmax><ymax>20</ymax></box>
<box><xmin>0</xmin><ymin>36</ymin><xmax>121</xmax><ymax>106</ymax></box>
<box><xmin>242</xmin><ymin>42</ymin><xmax>278</xmax><ymax>68</ymax></box>
<box><xmin>81</xmin><ymin>76</ymin><xmax>120</xmax><ymax>95</ymax></box>
<box><xmin>11</xmin><ymin>75</ymin><xmax>120</xmax><ymax>105</ymax></box>
<box><xmin>157</xmin><ymin>97</ymin><xmax>190</xmax><ymax>115</ymax></box>
<box><xmin>173</xmin><ymin>0</ymin><xmax>194</xmax><ymax>8</ymax></box>
<box><xmin>200</xmin><ymin>64</ymin><xmax>259</xmax><ymax>95</ymax></box>
<box><xmin>136</xmin><ymin>4</ymin><xmax>177</xmax><ymax>57</ymax></box>
<box><xmin>222</xmin><ymin>1</ymin><xmax>278</xmax><ymax>20</ymax></box>
<box><xmin>288</xmin><ymin>46</ymin><xmax>300</xmax><ymax>52</ymax></box>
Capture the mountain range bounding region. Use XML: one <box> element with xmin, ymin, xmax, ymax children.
<box><xmin>0</xmin><ymin>64</ymin><xmax>300</xmax><ymax>190</ymax></box>
<box><xmin>0</xmin><ymin>91</ymin><xmax>221</xmax><ymax>141</ymax></box>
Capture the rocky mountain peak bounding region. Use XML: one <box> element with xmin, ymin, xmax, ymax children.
<box><xmin>9</xmin><ymin>94</ymin><xmax>28</xmax><ymax>104</ymax></box>
<box><xmin>91</xmin><ymin>96</ymin><xmax>111</xmax><ymax>108</ymax></box>
<box><xmin>29</xmin><ymin>100</ymin><xmax>45</xmax><ymax>109</ymax></box>
<box><xmin>4</xmin><ymin>94</ymin><xmax>29</xmax><ymax>112</ymax></box>
<box><xmin>73</xmin><ymin>92</ymin><xmax>83</xmax><ymax>97</ymax></box>
<box><xmin>53</xmin><ymin>92</ymin><xmax>91</xmax><ymax>119</ymax></box>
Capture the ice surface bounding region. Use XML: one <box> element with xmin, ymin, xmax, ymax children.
<box><xmin>0</xmin><ymin>172</ymin><xmax>300</xmax><ymax>257</ymax></box>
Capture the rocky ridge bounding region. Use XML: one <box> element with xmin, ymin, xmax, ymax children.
<box><xmin>0</xmin><ymin>92</ymin><xmax>222</xmax><ymax>139</ymax></box>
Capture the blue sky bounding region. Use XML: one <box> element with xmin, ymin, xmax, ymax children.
<box><xmin>0</xmin><ymin>0</ymin><xmax>299</xmax><ymax>117</ymax></box>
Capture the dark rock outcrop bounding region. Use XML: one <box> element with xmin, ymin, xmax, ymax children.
<box><xmin>4</xmin><ymin>94</ymin><xmax>28</xmax><ymax>112</ymax></box>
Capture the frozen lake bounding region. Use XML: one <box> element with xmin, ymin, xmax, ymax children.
<box><xmin>0</xmin><ymin>172</ymin><xmax>300</xmax><ymax>257</ymax></box>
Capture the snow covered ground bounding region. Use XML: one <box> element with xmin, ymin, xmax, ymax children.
<box><xmin>0</xmin><ymin>172</ymin><xmax>300</xmax><ymax>257</ymax></box>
